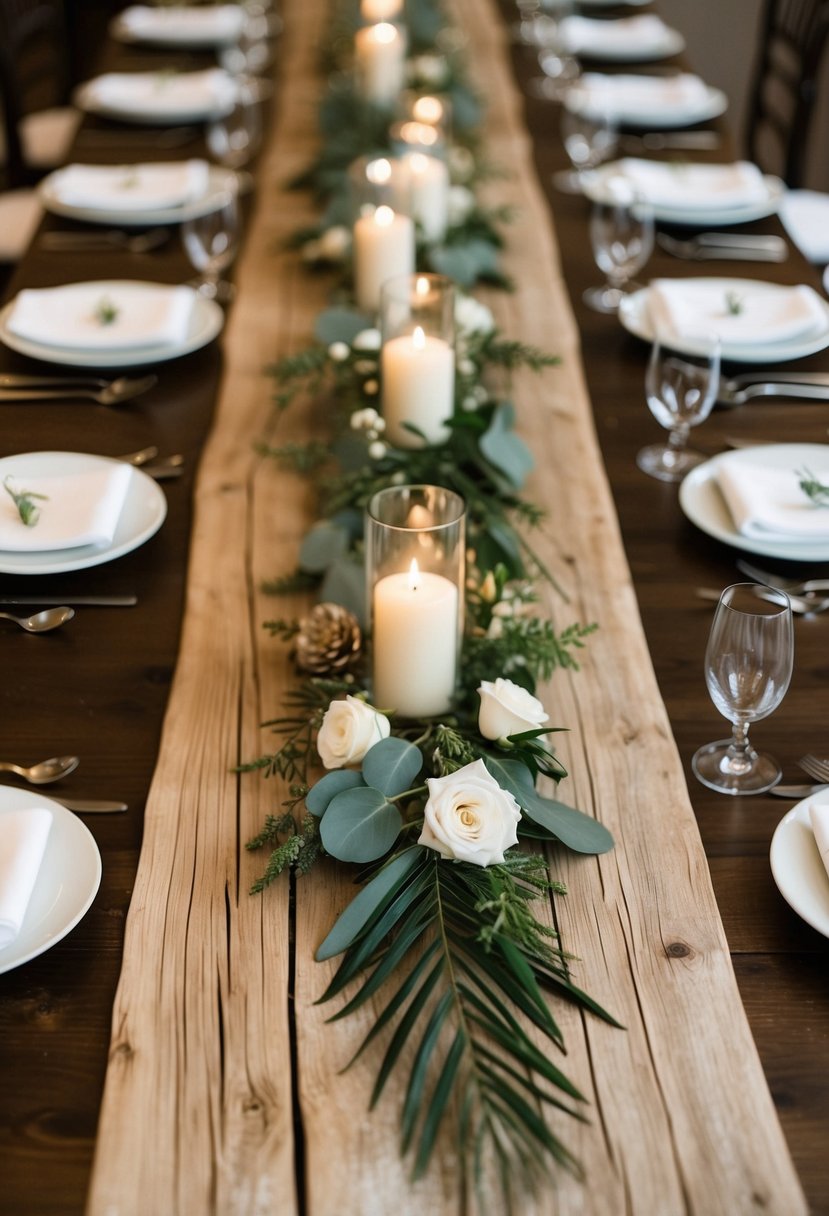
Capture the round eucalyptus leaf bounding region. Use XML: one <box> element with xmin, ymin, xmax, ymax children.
<box><xmin>306</xmin><ymin>769</ymin><xmax>365</xmax><ymax>817</ymax></box>
<box><xmin>320</xmin><ymin>786</ymin><xmax>403</xmax><ymax>862</ymax></box>
<box><xmin>299</xmin><ymin>521</ymin><xmax>349</xmax><ymax>573</ymax></box>
<box><xmin>362</xmin><ymin>737</ymin><xmax>424</xmax><ymax>798</ymax></box>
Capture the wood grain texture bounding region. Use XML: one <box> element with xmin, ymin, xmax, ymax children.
<box><xmin>84</xmin><ymin>0</ymin><xmax>809</xmax><ymax>1213</ymax></box>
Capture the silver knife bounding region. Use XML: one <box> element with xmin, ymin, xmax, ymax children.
<box><xmin>0</xmin><ymin>595</ymin><xmax>138</xmax><ymax>606</ymax></box>
<box><xmin>50</xmin><ymin>797</ymin><xmax>128</xmax><ymax>813</ymax></box>
<box><xmin>769</xmin><ymin>783</ymin><xmax>828</xmax><ymax>798</ymax></box>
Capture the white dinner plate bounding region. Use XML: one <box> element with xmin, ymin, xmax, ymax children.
<box><xmin>770</xmin><ymin>789</ymin><xmax>829</xmax><ymax>939</ymax></box>
<box><xmin>39</xmin><ymin>164</ymin><xmax>239</xmax><ymax>227</ymax></box>
<box><xmin>73</xmin><ymin>79</ymin><xmax>235</xmax><ymax>125</ymax></box>
<box><xmin>0</xmin><ymin>788</ymin><xmax>102</xmax><ymax>974</ymax></box>
<box><xmin>618</xmin><ymin>279</ymin><xmax>829</xmax><ymax>364</ymax></box>
<box><xmin>678</xmin><ymin>444</ymin><xmax>829</xmax><ymax>562</ymax></box>
<box><xmin>0</xmin><ymin>281</ymin><xmax>224</xmax><ymax>369</ymax></box>
<box><xmin>110</xmin><ymin>13</ymin><xmax>243</xmax><ymax>48</ymax></box>
<box><xmin>0</xmin><ymin>451</ymin><xmax>167</xmax><ymax>574</ymax></box>
<box><xmin>585</xmin><ymin>85</ymin><xmax>727</xmax><ymax>130</ymax></box>
<box><xmin>579</xmin><ymin>0</ymin><xmax>651</xmax><ymax>7</ymax></box>
<box><xmin>561</xmin><ymin>26</ymin><xmax>685</xmax><ymax>62</ymax></box>
<box><xmin>584</xmin><ymin>165</ymin><xmax>784</xmax><ymax>225</ymax></box>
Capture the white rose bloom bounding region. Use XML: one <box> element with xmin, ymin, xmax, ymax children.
<box><xmin>410</xmin><ymin>54</ymin><xmax>449</xmax><ymax>86</ymax></box>
<box><xmin>317</xmin><ymin>695</ymin><xmax>390</xmax><ymax>769</ymax></box>
<box><xmin>418</xmin><ymin>758</ymin><xmax>521</xmax><ymax>866</ymax></box>
<box><xmin>455</xmin><ymin>294</ymin><xmax>495</xmax><ymax>337</ymax></box>
<box><xmin>477</xmin><ymin>677</ymin><xmax>548</xmax><ymax>741</ymax></box>
<box><xmin>353</xmin><ymin>327</ymin><xmax>382</xmax><ymax>351</ymax></box>
<box><xmin>448</xmin><ymin>185</ymin><xmax>475</xmax><ymax>226</ymax></box>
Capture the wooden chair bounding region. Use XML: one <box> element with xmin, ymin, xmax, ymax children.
<box><xmin>745</xmin><ymin>0</ymin><xmax>829</xmax><ymax>187</ymax></box>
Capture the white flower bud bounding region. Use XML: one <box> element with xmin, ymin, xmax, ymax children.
<box><xmin>329</xmin><ymin>341</ymin><xmax>350</xmax><ymax>362</ymax></box>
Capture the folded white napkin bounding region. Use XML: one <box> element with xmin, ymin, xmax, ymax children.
<box><xmin>0</xmin><ymin>464</ymin><xmax>133</xmax><ymax>551</ymax></box>
<box><xmin>809</xmin><ymin>802</ymin><xmax>829</xmax><ymax>883</ymax></box>
<box><xmin>576</xmin><ymin>72</ymin><xmax>709</xmax><ymax>119</ymax></box>
<box><xmin>7</xmin><ymin>282</ymin><xmax>196</xmax><ymax>350</ymax></box>
<box><xmin>615</xmin><ymin>159</ymin><xmax>768</xmax><ymax>210</ymax></box>
<box><xmin>120</xmin><ymin>5</ymin><xmax>246</xmax><ymax>44</ymax></box>
<box><xmin>51</xmin><ymin>160</ymin><xmax>210</xmax><ymax>212</ymax></box>
<box><xmin>717</xmin><ymin>459</ymin><xmax>829</xmax><ymax>540</ymax></box>
<box><xmin>84</xmin><ymin>68</ymin><xmax>237</xmax><ymax>119</ymax></box>
<box><xmin>779</xmin><ymin>190</ymin><xmax>829</xmax><ymax>264</ymax></box>
<box><xmin>648</xmin><ymin>279</ymin><xmax>826</xmax><ymax>346</ymax></box>
<box><xmin>0</xmin><ymin>808</ymin><xmax>53</xmax><ymax>949</ymax></box>
<box><xmin>558</xmin><ymin>14</ymin><xmax>675</xmax><ymax>56</ymax></box>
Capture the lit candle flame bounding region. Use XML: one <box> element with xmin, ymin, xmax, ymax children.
<box><xmin>408</xmin><ymin>152</ymin><xmax>428</xmax><ymax>176</ymax></box>
<box><xmin>400</xmin><ymin>121</ymin><xmax>438</xmax><ymax>147</ymax></box>
<box><xmin>374</xmin><ymin>204</ymin><xmax>395</xmax><ymax>227</ymax></box>
<box><xmin>415</xmin><ymin>275</ymin><xmax>430</xmax><ymax>296</ymax></box>
<box><xmin>408</xmin><ymin>558</ymin><xmax>420</xmax><ymax>590</ymax></box>
<box><xmin>413</xmin><ymin>96</ymin><xmax>443</xmax><ymax>125</ymax></box>
<box><xmin>412</xmin><ymin>325</ymin><xmax>426</xmax><ymax>350</ymax></box>
<box><xmin>374</xmin><ymin>21</ymin><xmax>397</xmax><ymax>43</ymax></box>
<box><xmin>367</xmin><ymin>157</ymin><xmax>392</xmax><ymax>185</ymax></box>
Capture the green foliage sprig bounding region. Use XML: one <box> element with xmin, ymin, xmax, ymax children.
<box><xmin>3</xmin><ymin>477</ymin><xmax>47</xmax><ymax>527</ymax></box>
<box><xmin>798</xmin><ymin>466</ymin><xmax>829</xmax><ymax>507</ymax></box>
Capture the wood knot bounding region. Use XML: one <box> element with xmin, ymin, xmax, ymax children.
<box><xmin>243</xmin><ymin>1100</ymin><xmax>262</xmax><ymax>1114</ymax></box>
<box><xmin>114</xmin><ymin>1042</ymin><xmax>134</xmax><ymax>1059</ymax></box>
<box><xmin>665</xmin><ymin>941</ymin><xmax>693</xmax><ymax>959</ymax></box>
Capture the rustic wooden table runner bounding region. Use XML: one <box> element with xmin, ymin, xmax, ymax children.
<box><xmin>86</xmin><ymin>0</ymin><xmax>807</xmax><ymax>1212</ymax></box>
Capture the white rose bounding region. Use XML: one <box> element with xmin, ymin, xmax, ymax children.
<box><xmin>418</xmin><ymin>758</ymin><xmax>521</xmax><ymax>866</ymax></box>
<box><xmin>409</xmin><ymin>54</ymin><xmax>449</xmax><ymax>86</ymax></box>
<box><xmin>317</xmin><ymin>695</ymin><xmax>390</xmax><ymax>769</ymax></box>
<box><xmin>477</xmin><ymin>677</ymin><xmax>548</xmax><ymax>741</ymax></box>
<box><xmin>352</xmin><ymin>327</ymin><xmax>382</xmax><ymax>351</ymax></box>
<box><xmin>317</xmin><ymin>225</ymin><xmax>351</xmax><ymax>260</ymax></box>
<box><xmin>448</xmin><ymin>185</ymin><xmax>475</xmax><ymax>226</ymax></box>
<box><xmin>454</xmin><ymin>294</ymin><xmax>495</xmax><ymax>337</ymax></box>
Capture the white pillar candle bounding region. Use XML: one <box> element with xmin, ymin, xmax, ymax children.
<box><xmin>373</xmin><ymin>560</ymin><xmax>459</xmax><ymax>716</ymax></box>
<box><xmin>361</xmin><ymin>0</ymin><xmax>403</xmax><ymax>20</ymax></box>
<box><xmin>354</xmin><ymin>22</ymin><xmax>405</xmax><ymax>107</ymax></box>
<box><xmin>381</xmin><ymin>325</ymin><xmax>454</xmax><ymax>447</ymax></box>
<box><xmin>403</xmin><ymin>151</ymin><xmax>449</xmax><ymax>241</ymax></box>
<box><xmin>353</xmin><ymin>205</ymin><xmax>415</xmax><ymax>315</ymax></box>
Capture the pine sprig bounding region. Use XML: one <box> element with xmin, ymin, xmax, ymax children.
<box><xmin>247</xmin><ymin>809</ymin><xmax>322</xmax><ymax>892</ymax></box>
<box><xmin>797</xmin><ymin>466</ymin><xmax>829</xmax><ymax>507</ymax></box>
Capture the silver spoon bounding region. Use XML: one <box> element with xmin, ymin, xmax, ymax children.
<box><xmin>0</xmin><ymin>606</ymin><xmax>75</xmax><ymax>632</ymax></box>
<box><xmin>0</xmin><ymin>375</ymin><xmax>158</xmax><ymax>407</ymax></box>
<box><xmin>0</xmin><ymin>754</ymin><xmax>79</xmax><ymax>783</ymax></box>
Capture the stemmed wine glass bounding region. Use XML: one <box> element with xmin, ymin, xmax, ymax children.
<box><xmin>207</xmin><ymin>79</ymin><xmax>262</xmax><ymax>171</ymax></box>
<box><xmin>181</xmin><ymin>190</ymin><xmax>241</xmax><ymax>303</ymax></box>
<box><xmin>636</xmin><ymin>329</ymin><xmax>720</xmax><ymax>481</ymax></box>
<box><xmin>583</xmin><ymin>181</ymin><xmax>653</xmax><ymax>313</ymax></box>
<box><xmin>692</xmin><ymin>584</ymin><xmax>793</xmax><ymax>795</ymax></box>
<box><xmin>555</xmin><ymin>90</ymin><xmax>618</xmax><ymax>194</ymax></box>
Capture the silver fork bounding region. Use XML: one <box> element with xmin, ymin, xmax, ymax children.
<box><xmin>736</xmin><ymin>558</ymin><xmax>829</xmax><ymax>596</ymax></box>
<box><xmin>0</xmin><ymin>374</ymin><xmax>158</xmax><ymax>407</ymax></box>
<box><xmin>657</xmin><ymin>232</ymin><xmax>788</xmax><ymax>262</ymax></box>
<box><xmin>717</xmin><ymin>373</ymin><xmax>829</xmax><ymax>407</ymax></box>
<box><xmin>40</xmin><ymin>227</ymin><xmax>170</xmax><ymax>254</ymax></box>
<box><xmin>695</xmin><ymin>585</ymin><xmax>829</xmax><ymax>613</ymax></box>
<box><xmin>799</xmin><ymin>754</ymin><xmax>829</xmax><ymax>783</ymax></box>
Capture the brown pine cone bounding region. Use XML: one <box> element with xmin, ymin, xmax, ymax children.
<box><xmin>294</xmin><ymin>602</ymin><xmax>362</xmax><ymax>675</ymax></box>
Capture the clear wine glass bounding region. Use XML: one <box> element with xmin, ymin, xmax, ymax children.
<box><xmin>181</xmin><ymin>190</ymin><xmax>241</xmax><ymax>302</ymax></box>
<box><xmin>206</xmin><ymin>79</ymin><xmax>262</xmax><ymax>171</ymax></box>
<box><xmin>692</xmin><ymin>583</ymin><xmax>793</xmax><ymax>795</ymax></box>
<box><xmin>584</xmin><ymin>182</ymin><xmax>653</xmax><ymax>313</ymax></box>
<box><xmin>555</xmin><ymin>90</ymin><xmax>618</xmax><ymax>194</ymax></box>
<box><xmin>636</xmin><ymin>329</ymin><xmax>720</xmax><ymax>481</ymax></box>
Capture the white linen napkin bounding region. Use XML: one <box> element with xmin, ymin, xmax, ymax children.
<box><xmin>558</xmin><ymin>14</ymin><xmax>675</xmax><ymax>56</ymax></box>
<box><xmin>51</xmin><ymin>161</ymin><xmax>210</xmax><ymax>212</ymax></box>
<box><xmin>716</xmin><ymin>459</ymin><xmax>829</xmax><ymax>540</ymax></box>
<box><xmin>648</xmin><ymin>278</ymin><xmax>826</xmax><ymax>345</ymax></box>
<box><xmin>0</xmin><ymin>464</ymin><xmax>133</xmax><ymax>551</ymax></box>
<box><xmin>7</xmin><ymin>282</ymin><xmax>196</xmax><ymax>350</ymax></box>
<box><xmin>576</xmin><ymin>72</ymin><xmax>710</xmax><ymax>119</ymax></box>
<box><xmin>120</xmin><ymin>5</ymin><xmax>246</xmax><ymax>44</ymax></box>
<box><xmin>0</xmin><ymin>808</ymin><xmax>53</xmax><ymax>949</ymax></box>
<box><xmin>615</xmin><ymin>159</ymin><xmax>768</xmax><ymax>210</ymax></box>
<box><xmin>779</xmin><ymin>190</ymin><xmax>829</xmax><ymax>264</ymax></box>
<box><xmin>809</xmin><ymin>803</ymin><xmax>829</xmax><ymax>883</ymax></box>
<box><xmin>83</xmin><ymin>68</ymin><xmax>237</xmax><ymax>119</ymax></box>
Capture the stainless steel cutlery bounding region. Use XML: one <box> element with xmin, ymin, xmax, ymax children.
<box><xmin>621</xmin><ymin>130</ymin><xmax>721</xmax><ymax>152</ymax></box>
<box><xmin>658</xmin><ymin>231</ymin><xmax>788</xmax><ymax>262</ymax></box>
<box><xmin>40</xmin><ymin>227</ymin><xmax>170</xmax><ymax>254</ymax></box>
<box><xmin>0</xmin><ymin>373</ymin><xmax>158</xmax><ymax>405</ymax></box>
<box><xmin>716</xmin><ymin>372</ymin><xmax>829</xmax><ymax>407</ymax></box>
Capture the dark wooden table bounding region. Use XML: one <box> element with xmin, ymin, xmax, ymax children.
<box><xmin>1</xmin><ymin>7</ymin><xmax>827</xmax><ymax>1215</ymax></box>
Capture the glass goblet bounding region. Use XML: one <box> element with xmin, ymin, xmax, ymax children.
<box><xmin>555</xmin><ymin>91</ymin><xmax>618</xmax><ymax>194</ymax></box>
<box><xmin>636</xmin><ymin>329</ymin><xmax>720</xmax><ymax>481</ymax></box>
<box><xmin>181</xmin><ymin>191</ymin><xmax>241</xmax><ymax>303</ymax></box>
<box><xmin>692</xmin><ymin>583</ymin><xmax>793</xmax><ymax>795</ymax></box>
<box><xmin>206</xmin><ymin>79</ymin><xmax>262</xmax><ymax>171</ymax></box>
<box><xmin>583</xmin><ymin>183</ymin><xmax>653</xmax><ymax>313</ymax></box>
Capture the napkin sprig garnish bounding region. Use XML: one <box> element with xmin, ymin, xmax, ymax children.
<box><xmin>725</xmin><ymin>290</ymin><xmax>744</xmax><ymax>316</ymax></box>
<box><xmin>3</xmin><ymin>477</ymin><xmax>47</xmax><ymax>526</ymax></box>
<box><xmin>94</xmin><ymin>297</ymin><xmax>119</xmax><ymax>326</ymax></box>
<box><xmin>797</xmin><ymin>467</ymin><xmax>829</xmax><ymax>507</ymax></box>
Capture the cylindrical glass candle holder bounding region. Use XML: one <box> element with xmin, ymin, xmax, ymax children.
<box><xmin>389</xmin><ymin>118</ymin><xmax>446</xmax><ymax>159</ymax></box>
<box><xmin>402</xmin><ymin>92</ymin><xmax>452</xmax><ymax>139</ymax></box>
<box><xmin>360</xmin><ymin>0</ymin><xmax>403</xmax><ymax>22</ymax></box>
<box><xmin>350</xmin><ymin>156</ymin><xmax>416</xmax><ymax>315</ymax></box>
<box><xmin>349</xmin><ymin>154</ymin><xmax>412</xmax><ymax>215</ymax></box>
<box><xmin>367</xmin><ymin>485</ymin><xmax>465</xmax><ymax>718</ymax></box>
<box><xmin>353</xmin><ymin>21</ymin><xmax>406</xmax><ymax>107</ymax></box>
<box><xmin>380</xmin><ymin>272</ymin><xmax>455</xmax><ymax>448</ymax></box>
<box><xmin>400</xmin><ymin>150</ymin><xmax>449</xmax><ymax>241</ymax></box>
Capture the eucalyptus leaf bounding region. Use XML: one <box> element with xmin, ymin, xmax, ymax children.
<box><xmin>306</xmin><ymin>769</ymin><xmax>365</xmax><ymax>818</ymax></box>
<box><xmin>320</xmin><ymin>786</ymin><xmax>402</xmax><ymax>862</ymax></box>
<box><xmin>315</xmin><ymin>847</ymin><xmax>425</xmax><ymax>960</ymax></box>
<box><xmin>362</xmin><ymin>737</ymin><xmax>424</xmax><ymax>798</ymax></box>
<box><xmin>480</xmin><ymin>403</ymin><xmax>534</xmax><ymax>489</ymax></box>
<box><xmin>299</xmin><ymin>521</ymin><xmax>349</xmax><ymax>573</ymax></box>
<box><xmin>314</xmin><ymin>306</ymin><xmax>373</xmax><ymax>346</ymax></box>
<box><xmin>319</xmin><ymin>555</ymin><xmax>367</xmax><ymax>626</ymax></box>
<box><xmin>427</xmin><ymin>239</ymin><xmax>500</xmax><ymax>288</ymax></box>
<box><xmin>483</xmin><ymin>757</ymin><xmax>613</xmax><ymax>854</ymax></box>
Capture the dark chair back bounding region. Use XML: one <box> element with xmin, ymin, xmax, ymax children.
<box><xmin>745</xmin><ymin>0</ymin><xmax>829</xmax><ymax>187</ymax></box>
<box><xmin>0</xmin><ymin>0</ymin><xmax>70</xmax><ymax>189</ymax></box>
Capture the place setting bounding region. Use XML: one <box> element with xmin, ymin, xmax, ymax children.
<box><xmin>565</xmin><ymin>70</ymin><xmax>728</xmax><ymax>131</ymax></box>
<box><xmin>73</xmin><ymin>66</ymin><xmax>240</xmax><ymax>126</ymax></box>
<box><xmin>555</xmin><ymin>13</ymin><xmax>686</xmax><ymax>62</ymax></box>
